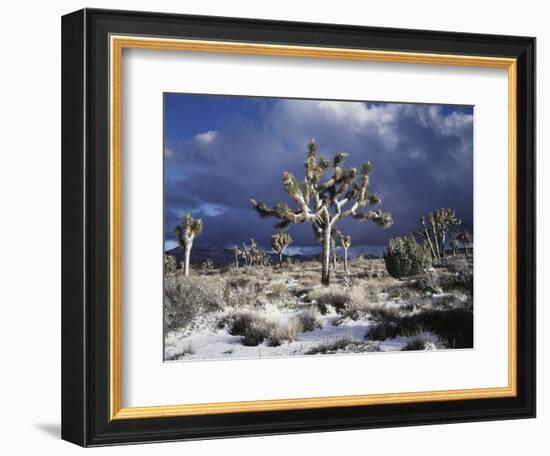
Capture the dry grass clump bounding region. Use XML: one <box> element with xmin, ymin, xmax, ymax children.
<box><xmin>265</xmin><ymin>280</ymin><xmax>291</xmax><ymax>300</ymax></box>
<box><xmin>268</xmin><ymin>318</ymin><xmax>303</xmax><ymax>346</ymax></box>
<box><xmin>296</xmin><ymin>307</ymin><xmax>321</xmax><ymax>332</ymax></box>
<box><xmin>307</xmin><ymin>285</ymin><xmax>349</xmax><ymax>314</ymax></box>
<box><xmin>220</xmin><ymin>310</ymin><xmax>304</xmax><ymax>347</ymax></box>
<box><xmin>164</xmin><ymin>275</ymin><xmax>225</xmax><ymax>332</ymax></box>
<box><xmin>222</xmin><ymin>311</ymin><xmax>273</xmax><ymax>346</ymax></box>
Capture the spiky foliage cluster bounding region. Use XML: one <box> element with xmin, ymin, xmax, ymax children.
<box><xmin>174</xmin><ymin>213</ymin><xmax>203</xmax><ymax>246</ymax></box>
<box><xmin>340</xmin><ymin>235</ymin><xmax>351</xmax><ymax>250</ymax></box>
<box><xmin>239</xmin><ymin>239</ymin><xmax>271</xmax><ymax>267</ymax></box>
<box><xmin>455</xmin><ymin>229</ymin><xmax>473</xmax><ymax>258</ymax></box>
<box><xmin>417</xmin><ymin>208</ymin><xmax>461</xmax><ymax>260</ymax></box>
<box><xmin>164</xmin><ymin>254</ymin><xmax>177</xmax><ymax>274</ymax></box>
<box><xmin>384</xmin><ymin>235</ymin><xmax>432</xmax><ymax>279</ymax></box>
<box><xmin>271</xmin><ymin>233</ymin><xmax>293</xmax><ymax>267</ymax></box>
<box><xmin>251</xmin><ymin>138</ymin><xmax>392</xmax><ymax>284</ymax></box>
<box><xmin>174</xmin><ymin>213</ymin><xmax>203</xmax><ymax>276</ymax></box>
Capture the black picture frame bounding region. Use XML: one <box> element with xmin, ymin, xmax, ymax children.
<box><xmin>62</xmin><ymin>8</ymin><xmax>535</xmax><ymax>447</ymax></box>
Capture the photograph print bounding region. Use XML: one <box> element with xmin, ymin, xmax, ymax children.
<box><xmin>163</xmin><ymin>94</ymin><xmax>474</xmax><ymax>361</ymax></box>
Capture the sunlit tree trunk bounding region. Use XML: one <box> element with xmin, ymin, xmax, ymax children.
<box><xmin>321</xmin><ymin>228</ymin><xmax>331</xmax><ymax>285</ymax></box>
<box><xmin>344</xmin><ymin>247</ymin><xmax>349</xmax><ymax>273</ymax></box>
<box><xmin>183</xmin><ymin>242</ymin><xmax>192</xmax><ymax>277</ymax></box>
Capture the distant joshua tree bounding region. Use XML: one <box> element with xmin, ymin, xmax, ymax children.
<box><xmin>340</xmin><ymin>234</ymin><xmax>352</xmax><ymax>273</ymax></box>
<box><xmin>233</xmin><ymin>246</ymin><xmax>241</xmax><ymax>269</ymax></box>
<box><xmin>174</xmin><ymin>213</ymin><xmax>203</xmax><ymax>277</ymax></box>
<box><xmin>251</xmin><ymin>139</ymin><xmax>392</xmax><ymax>285</ymax></box>
<box><xmin>450</xmin><ymin>238</ymin><xmax>458</xmax><ymax>257</ymax></box>
<box><xmin>455</xmin><ymin>229</ymin><xmax>473</xmax><ymax>258</ymax></box>
<box><xmin>271</xmin><ymin>233</ymin><xmax>293</xmax><ymax>268</ymax></box>
<box><xmin>240</xmin><ymin>239</ymin><xmax>271</xmax><ymax>267</ymax></box>
<box><xmin>418</xmin><ymin>208</ymin><xmax>461</xmax><ymax>260</ymax></box>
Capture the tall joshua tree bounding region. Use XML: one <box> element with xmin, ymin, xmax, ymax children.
<box><xmin>271</xmin><ymin>233</ymin><xmax>293</xmax><ymax>268</ymax></box>
<box><xmin>418</xmin><ymin>208</ymin><xmax>461</xmax><ymax>260</ymax></box>
<box><xmin>340</xmin><ymin>234</ymin><xmax>352</xmax><ymax>273</ymax></box>
<box><xmin>174</xmin><ymin>213</ymin><xmax>203</xmax><ymax>277</ymax></box>
<box><xmin>251</xmin><ymin>139</ymin><xmax>392</xmax><ymax>285</ymax></box>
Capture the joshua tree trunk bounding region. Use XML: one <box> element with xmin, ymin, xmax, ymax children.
<box><xmin>279</xmin><ymin>251</ymin><xmax>283</xmax><ymax>269</ymax></box>
<box><xmin>234</xmin><ymin>249</ymin><xmax>239</xmax><ymax>269</ymax></box>
<box><xmin>421</xmin><ymin>222</ymin><xmax>437</xmax><ymax>259</ymax></box>
<box><xmin>321</xmin><ymin>228</ymin><xmax>331</xmax><ymax>285</ymax></box>
<box><xmin>183</xmin><ymin>242</ymin><xmax>192</xmax><ymax>277</ymax></box>
<box><xmin>343</xmin><ymin>247</ymin><xmax>349</xmax><ymax>273</ymax></box>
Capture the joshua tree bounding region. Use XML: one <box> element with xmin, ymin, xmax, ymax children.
<box><xmin>233</xmin><ymin>246</ymin><xmax>241</xmax><ymax>269</ymax></box>
<box><xmin>450</xmin><ymin>238</ymin><xmax>458</xmax><ymax>257</ymax></box>
<box><xmin>456</xmin><ymin>229</ymin><xmax>473</xmax><ymax>258</ymax></box>
<box><xmin>271</xmin><ymin>233</ymin><xmax>293</xmax><ymax>268</ymax></box>
<box><xmin>174</xmin><ymin>213</ymin><xmax>203</xmax><ymax>277</ymax></box>
<box><xmin>240</xmin><ymin>239</ymin><xmax>271</xmax><ymax>267</ymax></box>
<box><xmin>418</xmin><ymin>208</ymin><xmax>461</xmax><ymax>260</ymax></box>
<box><xmin>251</xmin><ymin>139</ymin><xmax>392</xmax><ymax>285</ymax></box>
<box><xmin>340</xmin><ymin>234</ymin><xmax>352</xmax><ymax>273</ymax></box>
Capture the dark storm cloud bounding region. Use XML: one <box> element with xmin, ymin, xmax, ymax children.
<box><xmin>164</xmin><ymin>96</ymin><xmax>473</xmax><ymax>250</ymax></box>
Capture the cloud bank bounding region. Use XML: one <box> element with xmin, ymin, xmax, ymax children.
<box><xmin>164</xmin><ymin>95</ymin><xmax>473</xmax><ymax>251</ymax></box>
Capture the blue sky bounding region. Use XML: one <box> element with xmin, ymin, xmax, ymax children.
<box><xmin>164</xmin><ymin>93</ymin><xmax>473</xmax><ymax>252</ymax></box>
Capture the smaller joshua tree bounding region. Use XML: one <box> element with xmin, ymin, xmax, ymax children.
<box><xmin>174</xmin><ymin>213</ymin><xmax>203</xmax><ymax>277</ymax></box>
<box><xmin>240</xmin><ymin>239</ymin><xmax>271</xmax><ymax>267</ymax></box>
<box><xmin>271</xmin><ymin>233</ymin><xmax>293</xmax><ymax>268</ymax></box>
<box><xmin>450</xmin><ymin>238</ymin><xmax>458</xmax><ymax>257</ymax></box>
<box><xmin>418</xmin><ymin>208</ymin><xmax>462</xmax><ymax>260</ymax></box>
<box><xmin>340</xmin><ymin>234</ymin><xmax>352</xmax><ymax>273</ymax></box>
<box><xmin>233</xmin><ymin>246</ymin><xmax>241</xmax><ymax>269</ymax></box>
<box><xmin>455</xmin><ymin>229</ymin><xmax>473</xmax><ymax>258</ymax></box>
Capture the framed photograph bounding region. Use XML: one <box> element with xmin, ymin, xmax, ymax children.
<box><xmin>62</xmin><ymin>8</ymin><xmax>535</xmax><ymax>447</ymax></box>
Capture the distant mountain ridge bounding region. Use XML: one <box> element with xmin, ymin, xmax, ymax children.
<box><xmin>165</xmin><ymin>243</ymin><xmax>382</xmax><ymax>267</ymax></box>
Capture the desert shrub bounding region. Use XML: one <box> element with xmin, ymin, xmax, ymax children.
<box><xmin>221</xmin><ymin>311</ymin><xmax>305</xmax><ymax>347</ymax></box>
<box><xmin>438</xmin><ymin>270</ymin><xmax>473</xmax><ymax>294</ymax></box>
<box><xmin>366</xmin><ymin>322</ymin><xmax>400</xmax><ymax>341</ymax></box>
<box><xmin>297</xmin><ymin>307</ymin><xmax>321</xmax><ymax>332</ymax></box>
<box><xmin>411</xmin><ymin>308</ymin><xmax>473</xmax><ymax>348</ymax></box>
<box><xmin>413</xmin><ymin>270</ymin><xmax>443</xmax><ymax>295</ymax></box>
<box><xmin>224</xmin><ymin>311</ymin><xmax>273</xmax><ymax>346</ymax></box>
<box><xmin>265</xmin><ymin>281</ymin><xmax>290</xmax><ymax>300</ymax></box>
<box><xmin>384</xmin><ymin>235</ymin><xmax>431</xmax><ymax>279</ymax></box>
<box><xmin>268</xmin><ymin>318</ymin><xmax>303</xmax><ymax>346</ymax></box>
<box><xmin>226</xmin><ymin>276</ymin><xmax>250</xmax><ymax>289</ymax></box>
<box><xmin>369</xmin><ymin>306</ymin><xmax>401</xmax><ymax>323</ymax></box>
<box><xmin>164</xmin><ymin>276</ymin><xmax>225</xmax><ymax>332</ymax></box>
<box><xmin>308</xmin><ymin>287</ymin><xmax>349</xmax><ymax>313</ymax></box>
<box><xmin>366</xmin><ymin>307</ymin><xmax>473</xmax><ymax>348</ymax></box>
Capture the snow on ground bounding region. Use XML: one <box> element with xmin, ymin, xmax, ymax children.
<box><xmin>164</xmin><ymin>299</ymin><xmax>437</xmax><ymax>361</ymax></box>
